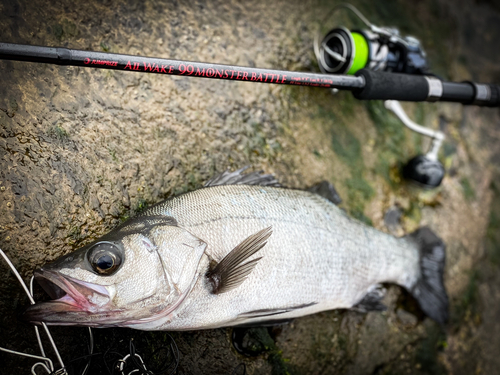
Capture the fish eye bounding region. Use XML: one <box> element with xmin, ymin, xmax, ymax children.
<box><xmin>87</xmin><ymin>242</ymin><xmax>123</xmax><ymax>276</ymax></box>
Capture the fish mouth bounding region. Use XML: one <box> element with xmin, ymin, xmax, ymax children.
<box><xmin>23</xmin><ymin>270</ymin><xmax>113</xmax><ymax>326</ymax></box>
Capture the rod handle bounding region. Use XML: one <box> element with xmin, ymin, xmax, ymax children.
<box><xmin>353</xmin><ymin>69</ymin><xmax>500</xmax><ymax>106</ymax></box>
<box><xmin>353</xmin><ymin>69</ymin><xmax>428</xmax><ymax>101</ymax></box>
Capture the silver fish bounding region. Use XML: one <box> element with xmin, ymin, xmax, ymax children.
<box><xmin>25</xmin><ymin>168</ymin><xmax>448</xmax><ymax>329</ymax></box>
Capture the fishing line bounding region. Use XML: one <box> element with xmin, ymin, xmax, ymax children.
<box><xmin>145</xmin><ymin>334</ymin><xmax>180</xmax><ymax>375</ymax></box>
<box><xmin>103</xmin><ymin>347</ymin><xmax>127</xmax><ymax>375</ymax></box>
<box><xmin>125</xmin><ymin>337</ymin><xmax>179</xmax><ymax>375</ymax></box>
<box><xmin>0</xmin><ymin>248</ymin><xmax>181</xmax><ymax>375</ymax></box>
<box><xmin>0</xmin><ymin>247</ymin><xmax>64</xmax><ymax>374</ymax></box>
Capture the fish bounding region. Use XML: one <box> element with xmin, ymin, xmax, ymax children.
<box><xmin>24</xmin><ymin>168</ymin><xmax>448</xmax><ymax>329</ymax></box>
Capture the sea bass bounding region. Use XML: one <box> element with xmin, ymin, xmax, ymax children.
<box><xmin>25</xmin><ymin>168</ymin><xmax>448</xmax><ymax>329</ymax></box>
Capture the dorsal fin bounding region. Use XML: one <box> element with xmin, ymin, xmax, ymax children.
<box><xmin>207</xmin><ymin>227</ymin><xmax>272</xmax><ymax>294</ymax></box>
<box><xmin>204</xmin><ymin>167</ymin><xmax>280</xmax><ymax>187</ymax></box>
<box><xmin>307</xmin><ymin>181</ymin><xmax>342</xmax><ymax>205</ymax></box>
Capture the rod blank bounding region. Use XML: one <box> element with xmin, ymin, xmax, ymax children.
<box><xmin>0</xmin><ymin>42</ymin><xmax>498</xmax><ymax>106</ymax></box>
<box><xmin>0</xmin><ymin>42</ymin><xmax>365</xmax><ymax>90</ymax></box>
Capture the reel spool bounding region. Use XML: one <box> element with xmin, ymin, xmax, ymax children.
<box><xmin>315</xmin><ymin>4</ymin><xmax>428</xmax><ymax>76</ymax></box>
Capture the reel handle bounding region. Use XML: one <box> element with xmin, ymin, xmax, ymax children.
<box><xmin>354</xmin><ymin>69</ymin><xmax>500</xmax><ymax>107</ymax></box>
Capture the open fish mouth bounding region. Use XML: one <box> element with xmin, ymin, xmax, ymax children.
<box><xmin>23</xmin><ymin>270</ymin><xmax>113</xmax><ymax>326</ymax></box>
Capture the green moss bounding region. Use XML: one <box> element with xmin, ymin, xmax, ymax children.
<box><xmin>373</xmin><ymin>150</ymin><xmax>399</xmax><ymax>185</ymax></box>
<box><xmin>345</xmin><ymin>176</ymin><xmax>374</xmax><ymax>200</ymax></box>
<box><xmin>337</xmin><ymin>334</ymin><xmax>347</xmax><ymax>351</ymax></box>
<box><xmin>329</xmin><ymin>119</ymin><xmax>376</xmax><ymax>222</ymax></box>
<box><xmin>451</xmin><ymin>269</ymin><xmax>479</xmax><ymax>327</ymax></box>
<box><xmin>336</xmin><ymin>92</ymin><xmax>357</xmax><ymax>118</ymax></box>
<box><xmin>486</xmin><ymin>181</ymin><xmax>500</xmax><ymax>264</ymax></box>
<box><xmin>100</xmin><ymin>41</ymin><xmax>110</xmax><ymax>52</ymax></box>
<box><xmin>118</xmin><ymin>202</ymin><xmax>131</xmax><ymax>223</ymax></box>
<box><xmin>460</xmin><ymin>177</ymin><xmax>476</xmax><ymax>201</ymax></box>
<box><xmin>315</xmin><ymin>98</ymin><xmax>378</xmax><ymax>222</ymax></box>
<box><xmin>462</xmin><ymin>271</ymin><xmax>479</xmax><ymax>311</ymax></box>
<box><xmin>345</xmin><ymin>177</ymin><xmax>375</xmax><ymax>224</ymax></box>
<box><xmin>53</xmin><ymin>24</ymin><xmax>64</xmax><ymax>40</ymax></box>
<box><xmin>53</xmin><ymin>19</ymin><xmax>79</xmax><ymax>41</ymax></box>
<box><xmin>135</xmin><ymin>197</ymin><xmax>150</xmax><ymax>213</ymax></box>
<box><xmin>364</xmin><ymin>100</ymin><xmax>411</xmax><ymax>187</ymax></box>
<box><xmin>406</xmin><ymin>201</ymin><xmax>422</xmax><ymax>223</ymax></box>
<box><xmin>324</xmin><ymin>106</ymin><xmax>361</xmax><ymax>172</ymax></box>
<box><xmin>67</xmin><ymin>225</ymin><xmax>85</xmax><ymax>245</ymax></box>
<box><xmin>442</xmin><ymin>142</ymin><xmax>456</xmax><ymax>158</ymax></box>
<box><xmin>365</xmin><ymin>100</ymin><xmax>406</xmax><ymax>157</ymax></box>
<box><xmin>286</xmin><ymin>71</ymin><xmax>384</xmax><ymax>224</ymax></box>
<box><xmin>49</xmin><ymin>124</ymin><xmax>68</xmax><ymax>140</ymax></box>
<box><xmin>108</xmin><ymin>148</ymin><xmax>118</xmax><ymax>162</ymax></box>
<box><xmin>242</xmin><ymin>122</ymin><xmax>282</xmax><ymax>160</ymax></box>
<box><xmin>268</xmin><ymin>350</ymin><xmax>296</xmax><ymax>375</ymax></box>
<box><xmin>234</xmin><ymin>328</ymin><xmax>296</xmax><ymax>375</ymax></box>
<box><xmin>331</xmin><ymin>126</ymin><xmax>362</xmax><ymax>166</ymax></box>
<box><xmin>415</xmin><ymin>323</ymin><xmax>447</xmax><ymax>375</ymax></box>
<box><xmin>413</xmin><ymin>102</ymin><xmax>426</xmax><ymax>126</ymax></box>
<box><xmin>351</xmin><ymin>209</ymin><xmax>373</xmax><ymax>225</ymax></box>
<box><xmin>442</xmin><ymin>141</ymin><xmax>457</xmax><ymax>170</ymax></box>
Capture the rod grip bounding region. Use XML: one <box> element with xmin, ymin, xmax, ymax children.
<box><xmin>353</xmin><ymin>69</ymin><xmax>429</xmax><ymax>101</ymax></box>
<box><xmin>484</xmin><ymin>84</ymin><xmax>500</xmax><ymax>107</ymax></box>
<box><xmin>440</xmin><ymin>81</ymin><xmax>500</xmax><ymax>106</ymax></box>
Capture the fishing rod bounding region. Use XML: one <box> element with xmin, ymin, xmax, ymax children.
<box><xmin>0</xmin><ymin>42</ymin><xmax>498</xmax><ymax>107</ymax></box>
<box><xmin>1</xmin><ymin>5</ymin><xmax>498</xmax><ymax>190</ymax></box>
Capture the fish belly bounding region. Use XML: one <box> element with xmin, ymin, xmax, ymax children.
<box><xmin>142</xmin><ymin>185</ymin><xmax>420</xmax><ymax>330</ymax></box>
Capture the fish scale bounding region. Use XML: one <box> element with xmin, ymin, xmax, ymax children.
<box><xmin>134</xmin><ymin>184</ymin><xmax>420</xmax><ymax>330</ymax></box>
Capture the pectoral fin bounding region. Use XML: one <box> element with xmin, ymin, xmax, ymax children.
<box><xmin>207</xmin><ymin>227</ymin><xmax>272</xmax><ymax>294</ymax></box>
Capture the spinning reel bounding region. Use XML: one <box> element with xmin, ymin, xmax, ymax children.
<box><xmin>315</xmin><ymin>4</ymin><xmax>444</xmax><ymax>188</ymax></box>
<box><xmin>315</xmin><ymin>4</ymin><xmax>428</xmax><ymax>76</ymax></box>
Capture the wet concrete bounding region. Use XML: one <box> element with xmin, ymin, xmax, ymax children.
<box><xmin>1</xmin><ymin>0</ymin><xmax>500</xmax><ymax>374</ymax></box>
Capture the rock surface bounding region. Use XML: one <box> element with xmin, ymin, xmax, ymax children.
<box><xmin>1</xmin><ymin>0</ymin><xmax>499</xmax><ymax>374</ymax></box>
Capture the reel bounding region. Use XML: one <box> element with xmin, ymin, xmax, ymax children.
<box><xmin>315</xmin><ymin>4</ymin><xmax>429</xmax><ymax>76</ymax></box>
<box><xmin>315</xmin><ymin>4</ymin><xmax>444</xmax><ymax>188</ymax></box>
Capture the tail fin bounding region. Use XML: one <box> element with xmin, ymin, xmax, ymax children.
<box><xmin>408</xmin><ymin>227</ymin><xmax>449</xmax><ymax>325</ymax></box>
